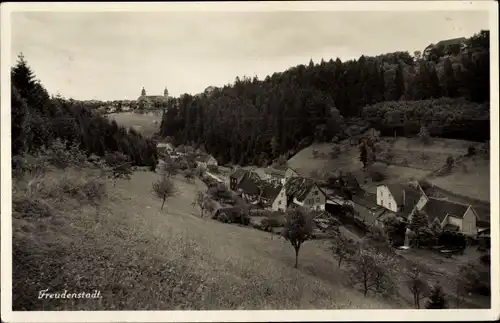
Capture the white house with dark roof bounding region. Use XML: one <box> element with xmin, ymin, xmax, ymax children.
<box><xmin>284</xmin><ymin>177</ymin><xmax>326</xmax><ymax>211</ymax></box>
<box><xmin>419</xmin><ymin>197</ymin><xmax>479</xmax><ymax>236</ymax></box>
<box><xmin>376</xmin><ymin>182</ymin><xmax>429</xmax><ymax>217</ymax></box>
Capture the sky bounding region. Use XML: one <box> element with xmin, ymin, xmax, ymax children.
<box><xmin>11</xmin><ymin>9</ymin><xmax>490</xmax><ymax>101</ymax></box>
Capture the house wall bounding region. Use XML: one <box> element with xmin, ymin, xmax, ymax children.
<box><xmin>447</xmin><ymin>215</ymin><xmax>463</xmax><ymax>231</ymax></box>
<box><xmin>229</xmin><ymin>177</ymin><xmax>238</xmax><ymax>191</ymax></box>
<box><xmin>207</xmin><ymin>157</ymin><xmax>217</xmax><ymax>166</ymax></box>
<box><xmin>416</xmin><ymin>194</ymin><xmax>429</xmax><ymax>210</ymax></box>
<box><xmin>461</xmin><ymin>207</ymin><xmax>477</xmax><ymax>236</ymax></box>
<box><xmin>376</xmin><ymin>185</ymin><xmax>398</xmax><ymax>212</ymax></box>
<box><xmin>302</xmin><ymin>185</ymin><xmax>326</xmax><ymax>211</ymax></box>
<box><xmin>271</xmin><ymin>187</ymin><xmax>287</xmax><ymax>212</ymax></box>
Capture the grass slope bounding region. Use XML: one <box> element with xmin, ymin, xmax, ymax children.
<box><xmin>288</xmin><ymin>137</ymin><xmax>489</xmax><ymax>200</ymax></box>
<box><xmin>106</xmin><ymin>112</ymin><xmax>162</xmax><ymax>137</ymax></box>
<box><xmin>13</xmin><ymin>169</ymin><xmax>398</xmax><ymax>310</ymax></box>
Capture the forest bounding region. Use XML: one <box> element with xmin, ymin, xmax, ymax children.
<box><xmin>11</xmin><ymin>54</ymin><xmax>158</xmax><ymax>170</ymax></box>
<box><xmin>159</xmin><ymin>30</ymin><xmax>490</xmax><ymax>166</ymax></box>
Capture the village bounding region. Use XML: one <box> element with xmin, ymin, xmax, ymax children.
<box><xmin>155</xmin><ymin>130</ymin><xmax>491</xmax><ymax>256</ymax></box>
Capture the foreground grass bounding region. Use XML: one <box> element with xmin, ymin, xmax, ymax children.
<box><xmin>13</xmin><ymin>168</ymin><xmax>399</xmax><ymax>310</ymax></box>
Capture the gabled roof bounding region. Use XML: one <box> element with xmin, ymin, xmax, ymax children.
<box><xmin>383</xmin><ymin>184</ymin><xmax>405</xmax><ymax>206</ymax></box>
<box><xmin>260</xmin><ymin>184</ymin><xmax>283</xmax><ymax>206</ymax></box>
<box><xmin>237</xmin><ymin>173</ymin><xmax>261</xmax><ymax>196</ymax></box>
<box><xmin>436</xmin><ymin>37</ymin><xmax>467</xmax><ymax>48</ymax></box>
<box><xmin>422</xmin><ymin>197</ymin><xmax>470</xmax><ymax>223</ymax></box>
<box><xmin>284</xmin><ymin>177</ymin><xmax>318</xmax><ymax>202</ymax></box>
<box><xmin>352</xmin><ymin>191</ymin><xmax>379</xmax><ymax>210</ymax></box>
<box><xmin>261</xmin><ymin>183</ymin><xmax>282</xmax><ymax>200</ymax></box>
<box><xmin>230</xmin><ymin>168</ymin><xmax>248</xmax><ymax>182</ymax></box>
<box><xmin>398</xmin><ymin>188</ymin><xmax>422</xmax><ymax>219</ymax></box>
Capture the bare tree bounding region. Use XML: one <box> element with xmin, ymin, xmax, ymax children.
<box><xmin>192</xmin><ymin>191</ymin><xmax>210</xmax><ymax>217</ymax></box>
<box><xmin>281</xmin><ymin>207</ymin><xmax>314</xmax><ymax>269</ymax></box>
<box><xmin>330</xmin><ymin>226</ymin><xmax>357</xmax><ymax>268</ymax></box>
<box><xmin>152</xmin><ymin>176</ymin><xmax>176</xmax><ymax>211</ymax></box>
<box><xmin>349</xmin><ymin>246</ymin><xmax>396</xmax><ymax>297</ymax></box>
<box><xmin>406</xmin><ymin>265</ymin><xmax>429</xmax><ymax>309</ymax></box>
<box><xmin>159</xmin><ymin>160</ymin><xmax>179</xmax><ymax>178</ymax></box>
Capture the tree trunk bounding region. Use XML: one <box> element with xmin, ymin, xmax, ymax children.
<box><xmin>161</xmin><ymin>196</ymin><xmax>166</xmax><ymax>210</ymax></box>
<box><xmin>294</xmin><ymin>247</ymin><xmax>299</xmax><ymax>269</ymax></box>
<box><xmin>201</xmin><ymin>208</ymin><xmax>204</xmax><ymax>218</ymax></box>
<box><xmin>338</xmin><ymin>256</ymin><xmax>342</xmax><ymax>268</ymax></box>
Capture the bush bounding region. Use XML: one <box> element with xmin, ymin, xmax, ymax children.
<box><xmin>213</xmin><ymin>207</ymin><xmax>250</xmax><ymax>225</ymax></box>
<box><xmin>12</xmin><ymin>196</ymin><xmax>53</xmax><ymax>219</ymax></box>
<box><xmin>261</xmin><ymin>217</ymin><xmax>283</xmax><ymax>229</ymax></box>
<box><xmin>467</xmin><ymin>145</ymin><xmax>476</xmax><ymax>156</ymax></box>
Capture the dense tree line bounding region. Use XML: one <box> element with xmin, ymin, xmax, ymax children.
<box><xmin>11</xmin><ymin>54</ymin><xmax>158</xmax><ymax>168</ymax></box>
<box><xmin>159</xmin><ymin>30</ymin><xmax>490</xmax><ymax>166</ymax></box>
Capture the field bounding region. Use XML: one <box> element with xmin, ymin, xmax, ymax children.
<box><xmin>427</xmin><ymin>155</ymin><xmax>490</xmax><ymax>203</ymax></box>
<box><xmin>106</xmin><ymin>111</ymin><xmax>162</xmax><ymax>137</ymax></box>
<box><xmin>13</xmin><ymin>169</ymin><xmax>400</xmax><ymax>310</ymax></box>
<box><xmin>287</xmin><ymin>136</ymin><xmax>490</xmax><ymax>201</ymax></box>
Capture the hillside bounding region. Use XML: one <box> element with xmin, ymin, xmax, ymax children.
<box><xmin>158</xmin><ymin>30</ymin><xmax>489</xmax><ymax>167</ymax></box>
<box><xmin>287</xmin><ymin>135</ymin><xmax>490</xmax><ymax>202</ymax></box>
<box><xmin>106</xmin><ymin>111</ymin><xmax>162</xmax><ymax>138</ymax></box>
<box><xmin>13</xmin><ymin>169</ymin><xmax>399</xmax><ymax>310</ymax></box>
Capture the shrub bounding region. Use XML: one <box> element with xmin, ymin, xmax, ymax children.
<box><xmin>151</xmin><ymin>177</ymin><xmax>177</xmax><ymax>210</ymax></box>
<box><xmin>467</xmin><ymin>145</ymin><xmax>476</xmax><ymax>156</ymax></box>
<box><xmin>329</xmin><ymin>145</ymin><xmax>341</xmax><ymax>159</ymax></box>
<box><xmin>212</xmin><ymin>207</ymin><xmax>250</xmax><ymax>225</ymax></box>
<box><xmin>12</xmin><ymin>196</ymin><xmax>53</xmax><ymax>219</ymax></box>
<box><xmin>425</xmin><ymin>284</ymin><xmax>447</xmax><ymax>309</ymax></box>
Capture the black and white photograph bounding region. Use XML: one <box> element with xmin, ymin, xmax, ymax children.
<box><xmin>1</xmin><ymin>1</ymin><xmax>498</xmax><ymax>322</ymax></box>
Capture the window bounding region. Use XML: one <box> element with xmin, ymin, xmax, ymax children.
<box><xmin>314</xmin><ymin>190</ymin><xmax>318</xmax><ymax>196</ymax></box>
<box><xmin>316</xmin><ymin>197</ymin><xmax>320</xmax><ymax>202</ymax></box>
<box><xmin>278</xmin><ymin>200</ymin><xmax>282</xmax><ymax>205</ymax></box>
<box><xmin>388</xmin><ymin>202</ymin><xmax>391</xmax><ymax>209</ymax></box>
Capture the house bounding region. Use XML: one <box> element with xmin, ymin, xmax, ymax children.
<box><xmin>284</xmin><ymin>177</ymin><xmax>326</xmax><ymax>211</ymax></box>
<box><xmin>423</xmin><ymin>37</ymin><xmax>467</xmax><ymax>60</ymax></box>
<box><xmin>229</xmin><ymin>168</ymin><xmax>249</xmax><ymax>191</ymax></box>
<box><xmin>351</xmin><ymin>191</ymin><xmax>386</xmax><ymax>226</ymax></box>
<box><xmin>260</xmin><ymin>184</ymin><xmax>286</xmax><ymax>212</ymax></box>
<box><xmin>420</xmin><ymin>198</ymin><xmax>478</xmax><ymax>236</ymax></box>
<box><xmin>376</xmin><ymin>183</ymin><xmax>429</xmax><ymax>219</ymax></box>
<box><xmin>157</xmin><ymin>142</ymin><xmax>174</xmax><ymax>155</ymax></box>
<box><xmin>196</xmin><ymin>155</ymin><xmax>218</xmax><ymax>169</ymax></box>
<box><xmin>235</xmin><ymin>173</ymin><xmax>262</xmax><ymax>203</ymax></box>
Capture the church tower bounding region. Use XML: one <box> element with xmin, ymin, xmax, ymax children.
<box><xmin>164</xmin><ymin>87</ymin><xmax>169</xmax><ymax>98</ymax></box>
<box><xmin>141</xmin><ymin>87</ymin><xmax>146</xmax><ymax>96</ymax></box>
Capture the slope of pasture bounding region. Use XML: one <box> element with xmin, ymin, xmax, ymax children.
<box><xmin>377</xmin><ymin>137</ymin><xmax>468</xmax><ymax>171</ymax></box>
<box><xmin>13</xmin><ymin>169</ymin><xmax>400</xmax><ymax>310</ymax></box>
<box><xmin>287</xmin><ymin>143</ymin><xmax>361</xmax><ymax>178</ymax></box>
<box><xmin>427</xmin><ymin>155</ymin><xmax>490</xmax><ymax>203</ymax></box>
<box><xmin>106</xmin><ymin>112</ymin><xmax>162</xmax><ymax>137</ymax></box>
